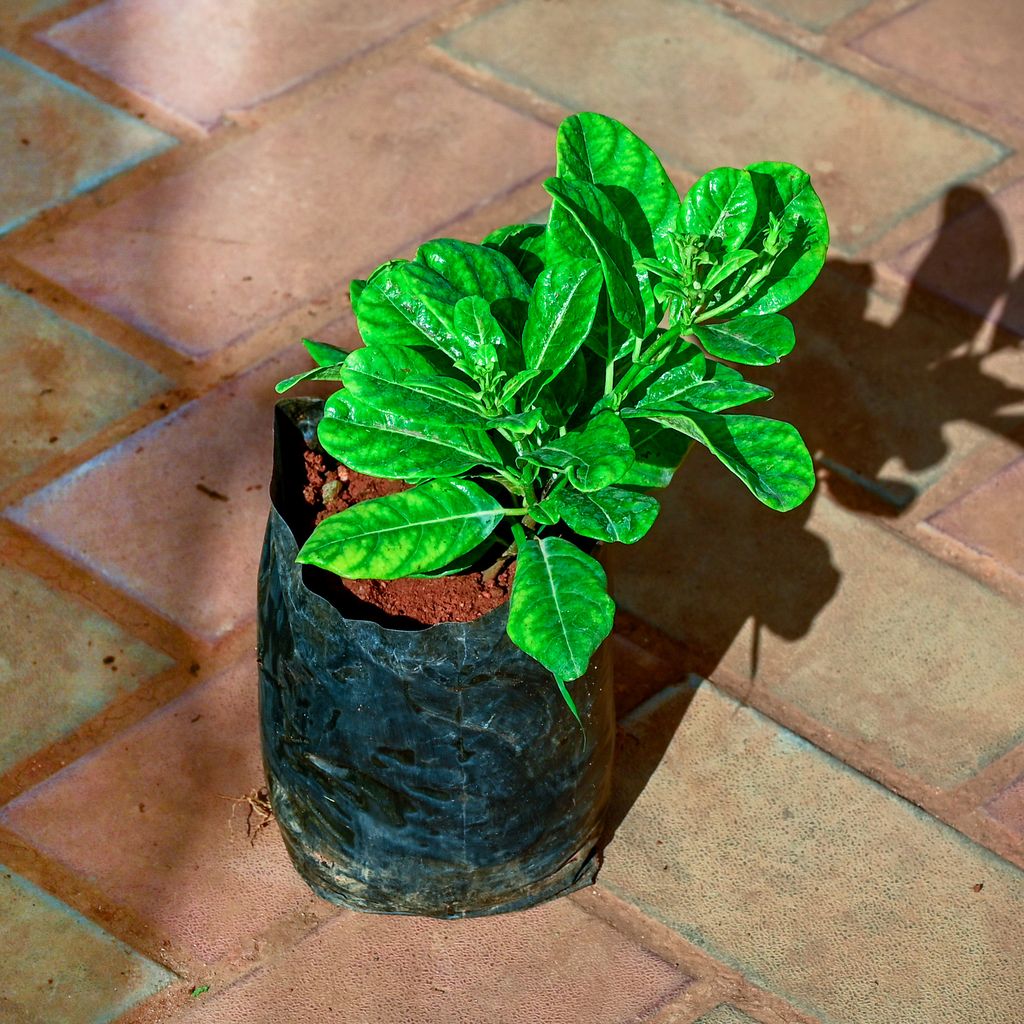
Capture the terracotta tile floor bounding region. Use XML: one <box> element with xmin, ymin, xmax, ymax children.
<box><xmin>1</xmin><ymin>1</ymin><xmax>1022</xmax><ymax>1021</ymax></box>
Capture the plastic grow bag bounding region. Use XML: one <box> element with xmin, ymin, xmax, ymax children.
<box><xmin>257</xmin><ymin>399</ymin><xmax>616</xmax><ymax>918</ymax></box>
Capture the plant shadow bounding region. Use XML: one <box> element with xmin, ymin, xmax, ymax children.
<box><xmin>600</xmin><ymin>183</ymin><xmax>1024</xmax><ymax>849</ymax></box>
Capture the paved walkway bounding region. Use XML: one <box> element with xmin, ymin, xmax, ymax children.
<box><xmin>1</xmin><ymin>1</ymin><xmax>1022</xmax><ymax>1022</ymax></box>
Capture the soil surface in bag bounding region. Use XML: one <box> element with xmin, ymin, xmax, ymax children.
<box><xmin>257</xmin><ymin>399</ymin><xmax>615</xmax><ymax>919</ymax></box>
<box><xmin>299</xmin><ymin>447</ymin><xmax>515</xmax><ymax>624</ymax></box>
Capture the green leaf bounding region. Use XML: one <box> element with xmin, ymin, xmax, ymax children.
<box><xmin>544</xmin><ymin>176</ymin><xmax>647</xmax><ymax>336</ymax></box>
<box><xmin>483</xmin><ymin>223</ymin><xmax>546</xmax><ymax>283</ymax></box>
<box><xmin>400</xmin><ymin>374</ymin><xmax>484</xmax><ymax>417</ymax></box>
<box><xmin>549</xmin><ymin>486</ymin><xmax>660</xmax><ymax>544</ymax></box>
<box><xmin>339</xmin><ymin>345</ymin><xmax>487</xmax><ymax>427</ymax></box>
<box><xmin>303</xmin><ymin>338</ymin><xmax>349</xmax><ymax>367</ymax></box>
<box><xmin>507</xmin><ymin>530</ymin><xmax>615</xmax><ymax>682</ymax></box>
<box><xmin>297</xmin><ymin>479</ymin><xmax>504</xmax><ymax>579</ymax></box>
<box><xmin>355</xmin><ymin>240</ymin><xmax>530</xmax><ymax>357</ymax></box>
<box><xmin>275</xmin><ymin>363</ymin><xmax>346</xmax><ymax>394</ymax></box>
<box><xmin>703</xmin><ymin>248</ymin><xmax>758</xmax><ymax>294</ymax></box>
<box><xmin>408</xmin><ymin>536</ymin><xmax>503</xmax><ymax>578</ymax></box>
<box><xmin>742</xmin><ymin>162</ymin><xmax>829</xmax><ymax>315</ymax></box>
<box><xmin>535</xmin><ymin>353</ymin><xmax>586</xmax><ymax>429</ymax></box>
<box><xmin>631</xmin><ymin>406</ymin><xmax>815</xmax><ymax>511</ymax></box>
<box><xmin>618</xmin><ymin>419</ymin><xmax>694</xmax><ymax>488</ymax></box>
<box><xmin>683</xmin><ymin>167</ymin><xmax>758</xmax><ymax>250</ymax></box>
<box><xmin>452</xmin><ymin>296</ymin><xmax>507</xmax><ymax>378</ymax></box>
<box><xmin>638</xmin><ymin>347</ymin><xmax>773</xmax><ymax>412</ymax></box>
<box><xmin>555</xmin><ymin>112</ymin><xmax>680</xmax><ymax>258</ymax></box>
<box><xmin>416</xmin><ymin>238</ymin><xmax>531</xmax><ymax>337</ymax></box>
<box><xmin>486</xmin><ymin>409</ymin><xmax>544</xmax><ymax>436</ymax></box>
<box><xmin>349</xmin><ymin>280</ymin><xmax>366</xmax><ymax>308</ymax></box>
<box><xmin>355</xmin><ymin>260</ymin><xmax>460</xmax><ymax>350</ymax></box>
<box><xmin>318</xmin><ymin>391</ymin><xmax>499</xmax><ymax>480</ymax></box>
<box><xmin>582</xmin><ymin>287</ymin><xmax>633</xmax><ymax>363</ymax></box>
<box><xmin>521</xmin><ymin>410</ymin><xmax>633</xmax><ymax>491</ymax></box>
<box><xmin>694</xmin><ymin>313</ymin><xmax>795</xmax><ymax>365</ymax></box>
<box><xmin>275</xmin><ymin>338</ymin><xmax>350</xmax><ymax>391</ymax></box>
<box><xmin>522</xmin><ymin>259</ymin><xmax>603</xmax><ymax>392</ymax></box>
<box><xmin>501</xmin><ymin>367</ymin><xmax>541</xmax><ymax>406</ymax></box>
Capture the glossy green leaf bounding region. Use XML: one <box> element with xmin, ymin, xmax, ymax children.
<box><xmin>501</xmin><ymin>367</ymin><xmax>541</xmax><ymax>406</ymax></box>
<box><xmin>275</xmin><ymin>338</ymin><xmax>350</xmax><ymax>391</ymax></box>
<box><xmin>646</xmin><ymin>344</ymin><xmax>707</xmax><ymax>392</ymax></box>
<box><xmin>703</xmin><ymin>248</ymin><xmax>758</xmax><ymax>294</ymax></box>
<box><xmin>486</xmin><ymin>408</ymin><xmax>544</xmax><ymax>436</ymax></box>
<box><xmin>742</xmin><ymin>162</ymin><xmax>829</xmax><ymax>315</ymax></box>
<box><xmin>549</xmin><ymin>486</ymin><xmax>659</xmax><ymax>544</ymax></box>
<box><xmin>631</xmin><ymin>406</ymin><xmax>815</xmax><ymax>511</ymax></box>
<box><xmin>399</xmin><ymin>374</ymin><xmax>484</xmax><ymax>417</ymax></box>
<box><xmin>339</xmin><ymin>346</ymin><xmax>486</xmax><ymax>427</ymax></box>
<box><xmin>452</xmin><ymin>296</ymin><xmax>506</xmax><ymax>378</ymax></box>
<box><xmin>318</xmin><ymin>391</ymin><xmax>499</xmax><ymax>480</ymax></box>
<box><xmin>694</xmin><ymin>313</ymin><xmax>795</xmax><ymax>365</ymax></box>
<box><xmin>297</xmin><ymin>479</ymin><xmax>504</xmax><ymax>579</ymax></box>
<box><xmin>416</xmin><ymin>238</ymin><xmax>530</xmax><ymax>338</ymax></box>
<box><xmin>556</xmin><ymin>112</ymin><xmax>680</xmax><ymax>257</ymax></box>
<box><xmin>683</xmin><ymin>167</ymin><xmax>758</xmax><ymax>250</ymax></box>
<box><xmin>534</xmin><ymin>352</ymin><xmax>587</xmax><ymax>429</ymax></box>
<box><xmin>355</xmin><ymin>260</ymin><xmax>461</xmax><ymax>351</ymax></box>
<box><xmin>408</xmin><ymin>536</ymin><xmax>504</xmax><ymax>578</ymax></box>
<box><xmin>582</xmin><ymin>287</ymin><xmax>633</xmax><ymax>363</ymax></box>
<box><xmin>483</xmin><ymin>223</ymin><xmax>547</xmax><ymax>283</ymax></box>
<box><xmin>544</xmin><ymin>176</ymin><xmax>647</xmax><ymax>336</ymax></box>
<box><xmin>349</xmin><ymin>279</ymin><xmax>366</xmax><ymax>308</ymax></box>
<box><xmin>521</xmin><ymin>410</ymin><xmax>633</xmax><ymax>491</ymax></box>
<box><xmin>355</xmin><ymin>240</ymin><xmax>529</xmax><ymax>357</ymax></box>
<box><xmin>618</xmin><ymin>419</ymin><xmax>694</xmax><ymax>488</ymax></box>
<box><xmin>507</xmin><ymin>530</ymin><xmax>615</xmax><ymax>682</ymax></box>
<box><xmin>522</xmin><ymin>259</ymin><xmax>603</xmax><ymax>391</ymax></box>
<box><xmin>637</xmin><ymin>348</ymin><xmax>773</xmax><ymax>412</ymax></box>
<box><xmin>275</xmin><ymin>363</ymin><xmax>346</xmax><ymax>394</ymax></box>
<box><xmin>302</xmin><ymin>338</ymin><xmax>348</xmax><ymax>367</ymax></box>
<box><xmin>416</xmin><ymin>237</ymin><xmax>530</xmax><ymax>301</ymax></box>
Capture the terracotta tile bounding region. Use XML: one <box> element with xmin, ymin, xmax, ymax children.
<box><xmin>16</xmin><ymin>62</ymin><xmax>553</xmax><ymax>356</ymax></box>
<box><xmin>7</xmin><ymin>352</ymin><xmax>311</xmax><ymax>641</ymax></box>
<box><xmin>694</xmin><ymin>1007</ymin><xmax>759</xmax><ymax>1024</ymax></box>
<box><xmin>612</xmin><ymin>614</ymin><xmax>689</xmax><ymax>717</ymax></box>
<box><xmin>894</xmin><ymin>180</ymin><xmax>1024</xmax><ymax>337</ymax></box>
<box><xmin>926</xmin><ymin>456</ymin><xmax>1024</xmax><ymax>578</ymax></box>
<box><xmin>0</xmin><ymin>865</ymin><xmax>173</xmax><ymax>1024</ymax></box>
<box><xmin>440</xmin><ymin>0</ymin><xmax>1004</xmax><ymax>252</ymax></box>
<box><xmin>608</xmin><ymin>447</ymin><xmax>1024</xmax><ymax>789</ymax></box>
<box><xmin>45</xmin><ymin>0</ymin><xmax>461</xmax><ymax>129</ymax></box>
<box><xmin>741</xmin><ymin>0</ymin><xmax>868</xmax><ymax>30</ymax></box>
<box><xmin>604</xmin><ymin>683</ymin><xmax>1024</xmax><ymax>1024</ymax></box>
<box><xmin>0</xmin><ymin>660</ymin><xmax>317</xmax><ymax>965</ymax></box>
<box><xmin>0</xmin><ymin>563</ymin><xmax>173</xmax><ymax>774</ymax></box>
<box><xmin>764</xmin><ymin>262</ymin><xmax>1024</xmax><ymax>510</ymax></box>
<box><xmin>0</xmin><ymin>284</ymin><xmax>169</xmax><ymax>487</ymax></box>
<box><xmin>985</xmin><ymin>772</ymin><xmax>1024</xmax><ymax>838</ymax></box>
<box><xmin>0</xmin><ymin>0</ymin><xmax>68</xmax><ymax>30</ymax></box>
<box><xmin>173</xmin><ymin>900</ymin><xmax>688</xmax><ymax>1024</ymax></box>
<box><xmin>0</xmin><ymin>49</ymin><xmax>174</xmax><ymax>236</ymax></box>
<box><xmin>853</xmin><ymin>0</ymin><xmax>1024</xmax><ymax>127</ymax></box>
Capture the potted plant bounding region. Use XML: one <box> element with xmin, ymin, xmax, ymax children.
<box><xmin>257</xmin><ymin>112</ymin><xmax>828</xmax><ymax>918</ymax></box>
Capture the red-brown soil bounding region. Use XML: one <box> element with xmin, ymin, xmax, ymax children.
<box><xmin>300</xmin><ymin>449</ymin><xmax>513</xmax><ymax>626</ymax></box>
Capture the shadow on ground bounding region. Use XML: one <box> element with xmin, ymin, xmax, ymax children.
<box><xmin>602</xmin><ymin>184</ymin><xmax>1024</xmax><ymax>847</ymax></box>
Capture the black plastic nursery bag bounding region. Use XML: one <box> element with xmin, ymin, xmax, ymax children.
<box><xmin>256</xmin><ymin>399</ymin><xmax>616</xmax><ymax>918</ymax></box>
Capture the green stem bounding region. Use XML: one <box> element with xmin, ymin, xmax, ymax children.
<box><xmin>609</xmin><ymin>321</ymin><xmax>688</xmax><ymax>406</ymax></box>
<box><xmin>696</xmin><ymin>263</ymin><xmax>773</xmax><ymax>322</ymax></box>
